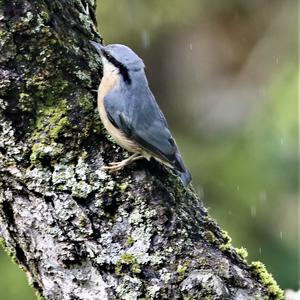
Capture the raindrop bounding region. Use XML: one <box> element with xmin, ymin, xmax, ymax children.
<box><xmin>236</xmin><ymin>185</ymin><xmax>240</xmax><ymax>191</ymax></box>
<box><xmin>280</xmin><ymin>137</ymin><xmax>284</xmax><ymax>145</ymax></box>
<box><xmin>141</xmin><ymin>31</ymin><xmax>150</xmax><ymax>49</ymax></box>
<box><xmin>250</xmin><ymin>206</ymin><xmax>256</xmax><ymax>217</ymax></box>
<box><xmin>259</xmin><ymin>247</ymin><xmax>262</xmax><ymax>255</ymax></box>
<box><xmin>280</xmin><ymin>231</ymin><xmax>283</xmax><ymax>240</ymax></box>
<box><xmin>189</xmin><ymin>43</ymin><xmax>193</xmax><ymax>51</ymax></box>
<box><xmin>259</xmin><ymin>191</ymin><xmax>267</xmax><ymax>204</ymax></box>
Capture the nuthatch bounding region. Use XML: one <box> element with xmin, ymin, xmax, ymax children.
<box><xmin>91</xmin><ymin>41</ymin><xmax>191</xmax><ymax>186</ymax></box>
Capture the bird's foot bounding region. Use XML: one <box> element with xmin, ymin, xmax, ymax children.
<box><xmin>102</xmin><ymin>153</ymin><xmax>144</xmax><ymax>172</ymax></box>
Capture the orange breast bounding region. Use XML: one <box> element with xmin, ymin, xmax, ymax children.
<box><xmin>97</xmin><ymin>73</ymin><xmax>140</xmax><ymax>153</ymax></box>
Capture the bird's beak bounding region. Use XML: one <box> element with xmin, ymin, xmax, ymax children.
<box><xmin>90</xmin><ymin>40</ymin><xmax>105</xmax><ymax>56</ymax></box>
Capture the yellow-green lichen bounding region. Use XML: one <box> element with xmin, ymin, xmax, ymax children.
<box><xmin>250</xmin><ymin>261</ymin><xmax>284</xmax><ymax>299</ymax></box>
<box><xmin>115</xmin><ymin>253</ymin><xmax>141</xmax><ymax>276</ymax></box>
<box><xmin>177</xmin><ymin>263</ymin><xmax>188</xmax><ymax>274</ymax></box>
<box><xmin>118</xmin><ymin>182</ymin><xmax>128</xmax><ymax>191</ymax></box>
<box><xmin>126</xmin><ymin>236</ymin><xmax>134</xmax><ymax>246</ymax></box>
<box><xmin>177</xmin><ymin>260</ymin><xmax>190</xmax><ymax>281</ymax></box>
<box><xmin>36</xmin><ymin>293</ymin><xmax>46</xmax><ymax>300</ymax></box>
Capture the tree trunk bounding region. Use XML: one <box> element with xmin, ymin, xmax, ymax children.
<box><xmin>0</xmin><ymin>1</ymin><xmax>284</xmax><ymax>299</ymax></box>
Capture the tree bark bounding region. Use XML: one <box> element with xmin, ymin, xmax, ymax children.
<box><xmin>0</xmin><ymin>1</ymin><xmax>284</xmax><ymax>299</ymax></box>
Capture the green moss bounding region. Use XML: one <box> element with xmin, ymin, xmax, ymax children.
<box><xmin>115</xmin><ymin>253</ymin><xmax>141</xmax><ymax>276</ymax></box>
<box><xmin>0</xmin><ymin>238</ymin><xmax>6</xmax><ymax>249</ymax></box>
<box><xmin>34</xmin><ymin>100</ymin><xmax>69</xmax><ymax>134</ymax></box>
<box><xmin>250</xmin><ymin>261</ymin><xmax>284</xmax><ymax>299</ymax></box>
<box><xmin>30</xmin><ymin>99</ymin><xmax>71</xmax><ymax>164</ymax></box>
<box><xmin>219</xmin><ymin>229</ymin><xmax>234</xmax><ymax>252</ymax></box>
<box><xmin>49</xmin><ymin>116</ymin><xmax>69</xmax><ymax>139</ymax></box>
<box><xmin>203</xmin><ymin>231</ymin><xmax>218</xmax><ymax>244</ymax></box>
<box><xmin>221</xmin><ymin>230</ymin><xmax>232</xmax><ymax>244</ymax></box>
<box><xmin>0</xmin><ymin>27</ymin><xmax>8</xmax><ymax>40</ymax></box>
<box><xmin>236</xmin><ymin>246</ymin><xmax>248</xmax><ymax>260</ymax></box>
<box><xmin>40</xmin><ymin>11</ymin><xmax>49</xmax><ymax>22</ymax></box>
<box><xmin>79</xmin><ymin>95</ymin><xmax>94</xmax><ymax>112</ymax></box>
<box><xmin>78</xmin><ymin>94</ymin><xmax>97</xmax><ymax>136</ymax></box>
<box><xmin>26</xmin><ymin>73</ymin><xmax>69</xmax><ymax>101</ymax></box>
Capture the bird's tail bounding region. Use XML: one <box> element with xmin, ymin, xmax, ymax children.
<box><xmin>174</xmin><ymin>152</ymin><xmax>192</xmax><ymax>186</ymax></box>
<box><xmin>178</xmin><ymin>169</ymin><xmax>192</xmax><ymax>186</ymax></box>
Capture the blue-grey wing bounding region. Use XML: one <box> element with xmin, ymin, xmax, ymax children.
<box><xmin>103</xmin><ymin>78</ymin><xmax>184</xmax><ymax>172</ymax></box>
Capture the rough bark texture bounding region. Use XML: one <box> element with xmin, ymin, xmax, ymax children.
<box><xmin>0</xmin><ymin>1</ymin><xmax>284</xmax><ymax>299</ymax></box>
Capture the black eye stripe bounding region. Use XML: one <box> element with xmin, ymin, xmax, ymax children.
<box><xmin>102</xmin><ymin>50</ymin><xmax>131</xmax><ymax>85</ymax></box>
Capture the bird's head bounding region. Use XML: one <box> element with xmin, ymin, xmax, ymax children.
<box><xmin>90</xmin><ymin>41</ymin><xmax>145</xmax><ymax>84</ymax></box>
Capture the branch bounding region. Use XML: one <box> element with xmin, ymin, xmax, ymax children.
<box><xmin>0</xmin><ymin>1</ymin><xmax>283</xmax><ymax>299</ymax></box>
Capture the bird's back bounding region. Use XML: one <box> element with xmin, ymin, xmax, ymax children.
<box><xmin>104</xmin><ymin>69</ymin><xmax>191</xmax><ymax>185</ymax></box>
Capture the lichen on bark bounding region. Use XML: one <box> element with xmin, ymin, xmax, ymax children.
<box><xmin>0</xmin><ymin>0</ymin><xmax>283</xmax><ymax>299</ymax></box>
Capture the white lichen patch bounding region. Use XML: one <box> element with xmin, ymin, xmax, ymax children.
<box><xmin>72</xmin><ymin>180</ymin><xmax>93</xmax><ymax>198</ymax></box>
<box><xmin>94</xmin><ymin>169</ymin><xmax>108</xmax><ymax>181</ymax></box>
<box><xmin>0</xmin><ymin>100</ymin><xmax>26</xmax><ymax>162</ymax></box>
<box><xmin>149</xmin><ymin>252</ymin><xmax>164</xmax><ymax>265</ymax></box>
<box><xmin>127</xmin><ymin>225</ymin><xmax>152</xmax><ymax>264</ymax></box>
<box><xmin>48</xmin><ymin>261</ymin><xmax>108</xmax><ymax>300</ymax></box>
<box><xmin>74</xmin><ymin>69</ymin><xmax>92</xmax><ymax>86</ymax></box>
<box><xmin>96</xmin><ymin>232</ymin><xmax>123</xmax><ymax>264</ymax></box>
<box><xmin>147</xmin><ymin>283</ymin><xmax>161</xmax><ymax>298</ymax></box>
<box><xmin>181</xmin><ymin>270</ymin><xmax>229</xmax><ymax>297</ymax></box>
<box><xmin>116</xmin><ymin>275</ymin><xmax>142</xmax><ymax>300</ymax></box>
<box><xmin>105</xmin><ymin>180</ymin><xmax>115</xmax><ymax>191</ymax></box>
<box><xmin>144</xmin><ymin>208</ymin><xmax>157</xmax><ymax>219</ymax></box>
<box><xmin>75</xmin><ymin>156</ymin><xmax>89</xmax><ymax>181</ymax></box>
<box><xmin>160</xmin><ymin>268</ymin><xmax>172</xmax><ymax>284</ymax></box>
<box><xmin>128</xmin><ymin>209</ymin><xmax>143</xmax><ymax>225</ymax></box>
<box><xmin>26</xmin><ymin>167</ymin><xmax>52</xmax><ymax>193</ymax></box>
<box><xmin>52</xmin><ymin>164</ymin><xmax>76</xmax><ymax>188</ymax></box>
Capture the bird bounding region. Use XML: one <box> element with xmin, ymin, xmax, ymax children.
<box><xmin>90</xmin><ymin>41</ymin><xmax>192</xmax><ymax>186</ymax></box>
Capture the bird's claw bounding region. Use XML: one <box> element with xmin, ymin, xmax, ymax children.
<box><xmin>102</xmin><ymin>163</ymin><xmax>125</xmax><ymax>172</ymax></box>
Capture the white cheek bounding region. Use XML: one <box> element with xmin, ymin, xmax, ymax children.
<box><xmin>102</xmin><ymin>59</ymin><xmax>119</xmax><ymax>76</ymax></box>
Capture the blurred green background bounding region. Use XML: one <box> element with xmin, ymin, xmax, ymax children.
<box><xmin>0</xmin><ymin>0</ymin><xmax>298</xmax><ymax>299</ymax></box>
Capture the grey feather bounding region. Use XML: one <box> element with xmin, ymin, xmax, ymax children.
<box><xmin>104</xmin><ymin>69</ymin><xmax>191</xmax><ymax>185</ymax></box>
<box><xmin>104</xmin><ymin>44</ymin><xmax>145</xmax><ymax>70</ymax></box>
